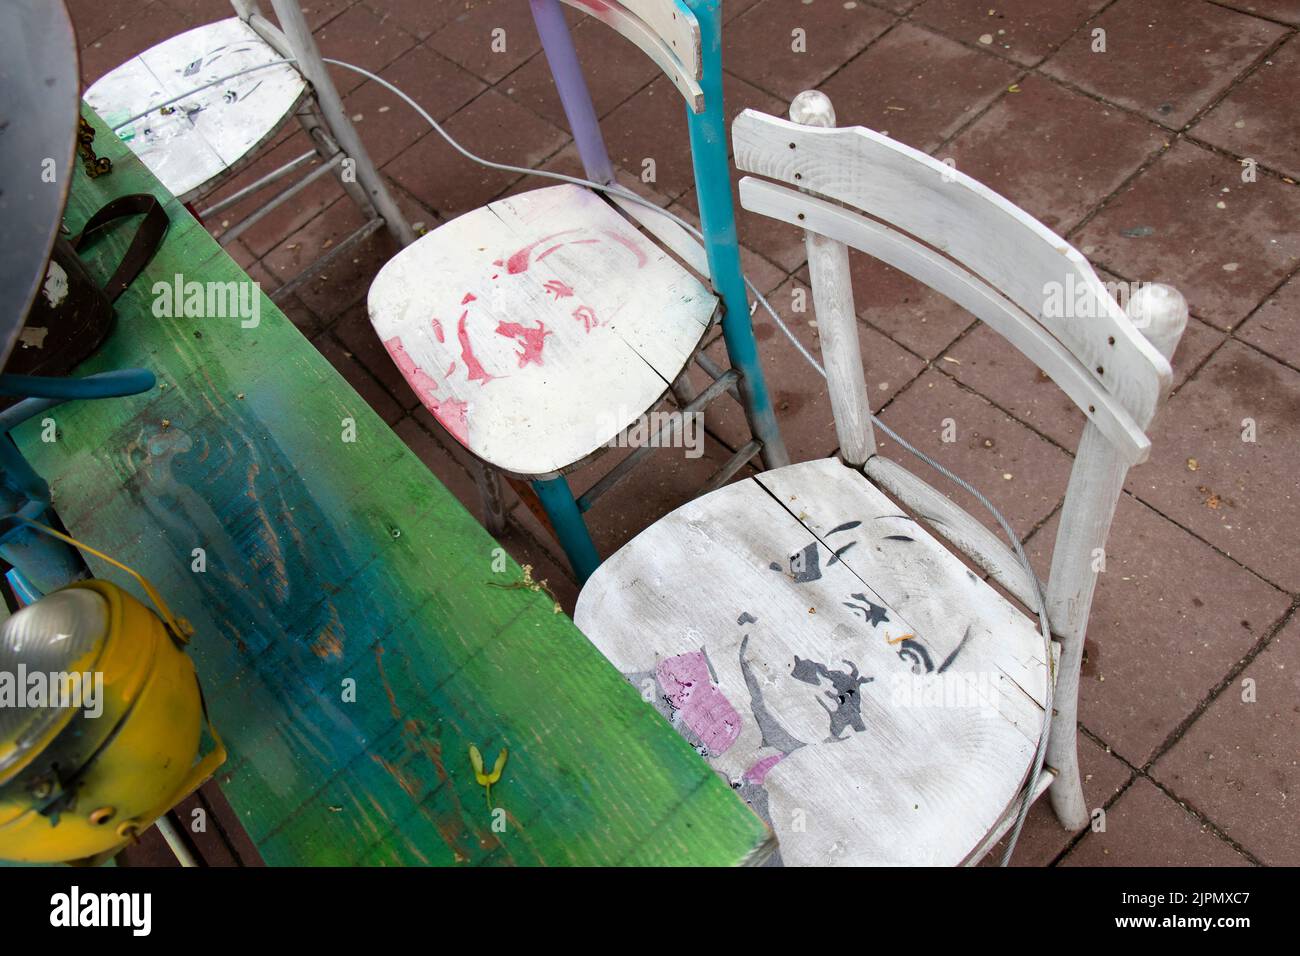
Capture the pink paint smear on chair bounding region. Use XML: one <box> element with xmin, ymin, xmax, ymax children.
<box><xmin>656</xmin><ymin>652</ymin><xmax>741</xmax><ymax>756</ymax></box>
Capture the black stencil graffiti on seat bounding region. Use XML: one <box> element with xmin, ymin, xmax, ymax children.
<box><xmin>791</xmin><ymin>656</ymin><xmax>873</xmax><ymax>741</ymax></box>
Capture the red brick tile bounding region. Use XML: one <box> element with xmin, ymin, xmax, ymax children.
<box><xmin>819</xmin><ymin>22</ymin><xmax>1019</xmax><ymax>152</ymax></box>
<box><xmin>157</xmin><ymin>0</ymin><xmax>241</xmax><ymax>27</ymax></box>
<box><xmin>1239</xmin><ymin>271</ymin><xmax>1300</xmax><ymax>368</ymax></box>
<box><xmin>427</xmin><ymin>0</ymin><xmax>542</xmax><ymax>84</ymax></box>
<box><xmin>876</xmin><ymin>368</ymin><xmax>1075</xmax><ymax>538</ymax></box>
<box><xmin>1193</xmin><ymin>35</ymin><xmax>1300</xmax><ymax>182</ymax></box>
<box><xmin>912</xmin><ymin>0</ymin><xmax>1107</xmax><ymax>66</ymax></box>
<box><xmin>600</xmin><ymin>72</ymin><xmax>784</xmax><ymax>202</ymax></box>
<box><xmin>259</xmin><ymin>195</ymin><xmax>367</xmax><ymax>285</ymax></box>
<box><xmin>334</xmin><ymin>301</ymin><xmax>419</xmax><ymax>409</ymax></box>
<box><xmin>946</xmin><ymin>74</ymin><xmax>1166</xmax><ymax>233</ymax></box>
<box><xmin>1060</xmin><ymin>777</ymin><xmax>1249</xmax><ymax>865</ymax></box>
<box><xmin>1126</xmin><ymin>340</ymin><xmax>1300</xmax><ymax>592</ymax></box>
<box><xmin>1026</xmin><ymin>493</ymin><xmax>1288</xmax><ymax>765</ymax></box>
<box><xmin>203</xmin><ymin>132</ymin><xmax>349</xmax><ymax>259</ymax></box>
<box><xmin>979</xmin><ymin>735</ymin><xmax>1133</xmax><ymax>866</ymax></box>
<box><xmin>575</xmin><ymin>431</ymin><xmax>759</xmax><ymax>557</ymax></box>
<box><xmin>1040</xmin><ymin>0</ymin><xmax>1285</xmax><ymax>129</ymax></box>
<box><xmin>500</xmin><ymin>13</ymin><xmax>659</xmax><ymax>129</ymax></box>
<box><xmin>492</xmin><ymin>520</ymin><xmax>580</xmax><ymax>617</ymax></box>
<box><xmin>71</xmin><ymin>0</ymin><xmax>169</xmax><ymax>46</ymax></box>
<box><xmin>362</xmin><ymin>0</ymin><xmax>460</xmax><ymax>39</ymax></box>
<box><xmin>276</xmin><ymin>219</ymin><xmax>400</xmax><ymax>320</ymax></box>
<box><xmin>796</xmin><ymin>255</ymin><xmax>976</xmax><ymax>361</ymax></box>
<box><xmin>383</xmin><ymin>89</ymin><xmax>568</xmax><ymax>218</ymax></box>
<box><xmin>299</xmin><ymin>0</ymin><xmax>359</xmax><ymax>31</ymax></box>
<box><xmin>316</xmin><ymin>2</ymin><xmax>418</xmax><ymax>95</ymax></box>
<box><xmin>1073</xmin><ymin>140</ymin><xmax>1300</xmax><ymax>330</ymax></box>
<box><xmin>273</xmin><ymin>291</ymin><xmax>326</xmax><ymax>337</ymax></box>
<box><xmin>311</xmin><ymin>332</ymin><xmax>404</xmax><ymax>424</ymax></box>
<box><xmin>1153</xmin><ymin>611</ymin><xmax>1300</xmax><ymax>865</ymax></box>
<box><xmin>1216</xmin><ymin>0</ymin><xmax>1300</xmax><ymax>24</ymax></box>
<box><xmin>723</xmin><ymin>0</ymin><xmax>895</xmax><ymax>101</ymax></box>
<box><xmin>78</xmin><ymin>2</ymin><xmax>191</xmax><ymax>87</ymax></box>
<box><xmin>341</xmin><ymin>46</ymin><xmax>485</xmax><ymax>166</ymax></box>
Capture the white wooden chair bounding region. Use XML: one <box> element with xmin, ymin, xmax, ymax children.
<box><xmin>573</xmin><ymin>91</ymin><xmax>1187</xmax><ymax>865</ymax></box>
<box><xmin>367</xmin><ymin>1</ymin><xmax>787</xmax><ymax>581</ymax></box>
<box><xmin>84</xmin><ymin>0</ymin><xmax>414</xmax><ymax>298</ymax></box>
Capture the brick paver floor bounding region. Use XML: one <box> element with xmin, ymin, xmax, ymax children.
<box><xmin>70</xmin><ymin>0</ymin><xmax>1298</xmax><ymax>866</ymax></box>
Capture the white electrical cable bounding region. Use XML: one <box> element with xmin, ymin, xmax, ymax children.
<box><xmin>117</xmin><ymin>54</ymin><xmax>1053</xmax><ymax>865</ymax></box>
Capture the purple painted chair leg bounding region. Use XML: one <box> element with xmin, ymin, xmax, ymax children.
<box><xmin>529</xmin><ymin>0</ymin><xmax>615</xmax><ymax>185</ymax></box>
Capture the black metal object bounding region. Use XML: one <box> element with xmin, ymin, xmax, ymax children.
<box><xmin>0</xmin><ymin>1</ymin><xmax>79</xmax><ymax>370</ymax></box>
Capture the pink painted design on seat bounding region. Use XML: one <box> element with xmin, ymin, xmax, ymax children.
<box><xmin>743</xmin><ymin>753</ymin><xmax>784</xmax><ymax>786</ymax></box>
<box><xmin>431</xmin><ymin>317</ymin><xmax>444</xmax><ymax>343</ymax></box>
<box><xmin>461</xmin><ymin>292</ymin><xmax>477</xmax><ymax>304</ymax></box>
<box><xmin>495</xmin><ymin>320</ymin><xmax>552</xmax><ymax>368</ymax></box>
<box><xmin>572</xmin><ymin>304</ymin><xmax>598</xmax><ymax>332</ymax></box>
<box><xmin>457</xmin><ymin>310</ymin><xmax>496</xmax><ymax>384</ymax></box>
<box><xmin>432</xmin><ymin>396</ymin><xmax>469</xmax><ymax>445</ymax></box>
<box><xmin>657</xmin><ymin>651</ymin><xmax>741</xmax><ymax>756</ymax></box>
<box><xmin>601</xmin><ymin>229</ymin><xmax>649</xmax><ymax>268</ymax></box>
<box><xmin>382</xmin><ymin>335</ymin><xmax>440</xmax><ymax>401</ymax></box>
<box><xmin>503</xmin><ymin>229</ymin><xmax>580</xmax><ymax>274</ymax></box>
<box><xmin>543</xmin><ymin>279</ymin><xmax>574</xmax><ymax>299</ymax></box>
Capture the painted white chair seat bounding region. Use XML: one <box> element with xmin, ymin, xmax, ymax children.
<box><xmin>368</xmin><ymin>184</ymin><xmax>719</xmax><ymax>477</ymax></box>
<box><xmin>85</xmin><ymin>17</ymin><xmax>306</xmax><ymax>201</ymax></box>
<box><xmin>574</xmin><ymin>456</ymin><xmax>1050</xmax><ymax>866</ymax></box>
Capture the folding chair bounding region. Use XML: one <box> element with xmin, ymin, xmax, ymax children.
<box><xmin>84</xmin><ymin>0</ymin><xmax>415</xmax><ymax>302</ymax></box>
<box><xmin>573</xmin><ymin>91</ymin><xmax>1188</xmax><ymax>865</ymax></box>
<box><xmin>366</xmin><ymin>0</ymin><xmax>788</xmax><ymax>581</ymax></box>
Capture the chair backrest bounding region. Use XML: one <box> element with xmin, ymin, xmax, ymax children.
<box><xmin>558</xmin><ymin>0</ymin><xmax>704</xmax><ymax>109</ymax></box>
<box><xmin>733</xmin><ymin>94</ymin><xmax>1185</xmax><ymax>467</ymax></box>
<box><xmin>529</xmin><ymin>1</ymin><xmax>740</xmax><ymax>290</ymax></box>
<box><xmin>732</xmin><ymin>91</ymin><xmax>1187</xmax><ymax>699</ymax></box>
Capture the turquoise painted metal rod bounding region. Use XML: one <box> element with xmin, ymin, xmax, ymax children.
<box><xmin>532</xmin><ymin>476</ymin><xmax>601</xmax><ymax>583</ymax></box>
<box><xmin>683</xmin><ymin>0</ymin><xmax>789</xmax><ymax>470</ymax></box>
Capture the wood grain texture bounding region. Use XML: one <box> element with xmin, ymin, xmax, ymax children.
<box><xmin>863</xmin><ymin>456</ymin><xmax>1039</xmax><ymax>608</ymax></box>
<box><xmin>368</xmin><ymin>184</ymin><xmax>717</xmax><ymax>479</ymax></box>
<box><xmin>575</xmin><ymin>458</ymin><xmax>1048</xmax><ymax>865</ymax></box>
<box><xmin>85</xmin><ymin>18</ymin><xmax>306</xmax><ymax>202</ymax></box>
<box><xmin>10</xmin><ymin>106</ymin><xmax>772</xmax><ymax>867</ymax></box>
<box><xmin>732</xmin><ymin>110</ymin><xmax>1172</xmax><ymax>430</ymax></box>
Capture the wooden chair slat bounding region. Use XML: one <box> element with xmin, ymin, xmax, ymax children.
<box><xmin>739</xmin><ymin>177</ymin><xmax>1153</xmax><ymax>464</ymax></box>
<box><xmin>732</xmin><ymin>109</ymin><xmax>1172</xmax><ymax>429</ymax></box>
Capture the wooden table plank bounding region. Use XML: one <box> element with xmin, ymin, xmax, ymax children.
<box><xmin>10</xmin><ymin>106</ymin><xmax>770</xmax><ymax>866</ymax></box>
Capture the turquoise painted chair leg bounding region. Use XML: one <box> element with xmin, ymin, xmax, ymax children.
<box><xmin>683</xmin><ymin>0</ymin><xmax>789</xmax><ymax>471</ymax></box>
<box><xmin>532</xmin><ymin>476</ymin><xmax>600</xmax><ymax>584</ymax></box>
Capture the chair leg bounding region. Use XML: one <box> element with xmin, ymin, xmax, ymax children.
<box><xmin>268</xmin><ymin>0</ymin><xmax>415</xmax><ymax>247</ymax></box>
<box><xmin>1048</xmin><ymin>702</ymin><xmax>1089</xmax><ymax>830</ymax></box>
<box><xmin>471</xmin><ymin>461</ymin><xmax>508</xmax><ymax>536</ymax></box>
<box><xmin>681</xmin><ymin>1</ymin><xmax>788</xmax><ymax>472</ymax></box>
<box><xmin>531</xmin><ymin>476</ymin><xmax>600</xmax><ymax>584</ymax></box>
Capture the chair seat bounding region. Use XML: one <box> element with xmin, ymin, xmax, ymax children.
<box><xmin>367</xmin><ymin>184</ymin><xmax>719</xmax><ymax>477</ymax></box>
<box><xmin>574</xmin><ymin>457</ymin><xmax>1050</xmax><ymax>866</ymax></box>
<box><xmin>85</xmin><ymin>18</ymin><xmax>307</xmax><ymax>201</ymax></box>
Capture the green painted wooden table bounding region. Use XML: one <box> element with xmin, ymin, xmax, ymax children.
<box><xmin>12</xmin><ymin>107</ymin><xmax>771</xmax><ymax>866</ymax></box>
